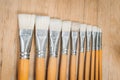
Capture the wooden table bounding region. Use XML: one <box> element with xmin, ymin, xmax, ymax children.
<box><xmin>0</xmin><ymin>0</ymin><xmax>120</xmax><ymax>80</ymax></box>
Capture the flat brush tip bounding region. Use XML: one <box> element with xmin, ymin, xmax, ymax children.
<box><xmin>18</xmin><ymin>14</ymin><xmax>35</xmax><ymax>29</ymax></box>
<box><xmin>80</xmin><ymin>24</ymin><xmax>87</xmax><ymax>32</ymax></box>
<box><xmin>92</xmin><ymin>26</ymin><xmax>98</xmax><ymax>32</ymax></box>
<box><xmin>36</xmin><ymin>16</ymin><xmax>50</xmax><ymax>30</ymax></box>
<box><xmin>62</xmin><ymin>21</ymin><xmax>71</xmax><ymax>32</ymax></box>
<box><xmin>72</xmin><ymin>22</ymin><xmax>80</xmax><ymax>31</ymax></box>
<box><xmin>50</xmin><ymin>19</ymin><xmax>62</xmax><ymax>31</ymax></box>
<box><xmin>87</xmin><ymin>25</ymin><xmax>92</xmax><ymax>32</ymax></box>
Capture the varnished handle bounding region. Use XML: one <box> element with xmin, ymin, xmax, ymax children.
<box><xmin>99</xmin><ymin>50</ymin><xmax>102</xmax><ymax>80</ymax></box>
<box><xmin>85</xmin><ymin>51</ymin><xmax>91</xmax><ymax>80</ymax></box>
<box><xmin>36</xmin><ymin>58</ymin><xmax>46</xmax><ymax>80</ymax></box>
<box><xmin>78</xmin><ymin>52</ymin><xmax>85</xmax><ymax>80</ymax></box>
<box><xmin>47</xmin><ymin>57</ymin><xmax>57</xmax><ymax>80</ymax></box>
<box><xmin>60</xmin><ymin>54</ymin><xmax>68</xmax><ymax>80</ymax></box>
<box><xmin>95</xmin><ymin>50</ymin><xmax>99</xmax><ymax>80</ymax></box>
<box><xmin>70</xmin><ymin>55</ymin><xmax>77</xmax><ymax>80</ymax></box>
<box><xmin>18</xmin><ymin>59</ymin><xmax>29</xmax><ymax>80</ymax></box>
<box><xmin>90</xmin><ymin>50</ymin><xmax>95</xmax><ymax>80</ymax></box>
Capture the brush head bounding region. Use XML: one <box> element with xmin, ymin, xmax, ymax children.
<box><xmin>62</xmin><ymin>21</ymin><xmax>71</xmax><ymax>32</ymax></box>
<box><xmin>71</xmin><ymin>22</ymin><xmax>80</xmax><ymax>32</ymax></box>
<box><xmin>87</xmin><ymin>25</ymin><xmax>92</xmax><ymax>32</ymax></box>
<box><xmin>92</xmin><ymin>26</ymin><xmax>98</xmax><ymax>32</ymax></box>
<box><xmin>50</xmin><ymin>19</ymin><xmax>62</xmax><ymax>31</ymax></box>
<box><xmin>99</xmin><ymin>28</ymin><xmax>102</xmax><ymax>33</ymax></box>
<box><xmin>18</xmin><ymin>14</ymin><xmax>35</xmax><ymax>29</ymax></box>
<box><xmin>36</xmin><ymin>16</ymin><xmax>50</xmax><ymax>30</ymax></box>
<box><xmin>80</xmin><ymin>24</ymin><xmax>87</xmax><ymax>32</ymax></box>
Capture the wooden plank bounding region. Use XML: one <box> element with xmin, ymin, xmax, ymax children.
<box><xmin>98</xmin><ymin>0</ymin><xmax>111</xmax><ymax>80</ymax></box>
<box><xmin>0</xmin><ymin>0</ymin><xmax>120</xmax><ymax>80</ymax></box>
<box><xmin>0</xmin><ymin>0</ymin><xmax>18</xmax><ymax>80</ymax></box>
<box><xmin>84</xmin><ymin>0</ymin><xmax>98</xmax><ymax>25</ymax></box>
<box><xmin>109</xmin><ymin>0</ymin><xmax>120</xmax><ymax>79</ymax></box>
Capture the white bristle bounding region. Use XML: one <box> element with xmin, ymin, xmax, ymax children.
<box><xmin>18</xmin><ymin>14</ymin><xmax>35</xmax><ymax>29</ymax></box>
<box><xmin>92</xmin><ymin>26</ymin><xmax>98</xmax><ymax>32</ymax></box>
<box><xmin>99</xmin><ymin>28</ymin><xmax>102</xmax><ymax>32</ymax></box>
<box><xmin>87</xmin><ymin>25</ymin><xmax>92</xmax><ymax>32</ymax></box>
<box><xmin>62</xmin><ymin>21</ymin><xmax>71</xmax><ymax>32</ymax></box>
<box><xmin>96</xmin><ymin>27</ymin><xmax>100</xmax><ymax>32</ymax></box>
<box><xmin>50</xmin><ymin>19</ymin><xmax>62</xmax><ymax>31</ymax></box>
<box><xmin>80</xmin><ymin>24</ymin><xmax>87</xmax><ymax>32</ymax></box>
<box><xmin>71</xmin><ymin>22</ymin><xmax>80</xmax><ymax>31</ymax></box>
<box><xmin>36</xmin><ymin>16</ymin><xmax>50</xmax><ymax>30</ymax></box>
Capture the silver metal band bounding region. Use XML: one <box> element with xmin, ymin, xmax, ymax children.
<box><xmin>99</xmin><ymin>32</ymin><xmax>102</xmax><ymax>49</ymax></box>
<box><xmin>35</xmin><ymin>30</ymin><xmax>48</xmax><ymax>58</ymax></box>
<box><xmin>62</xmin><ymin>49</ymin><xmax>68</xmax><ymax>54</ymax></box>
<box><xmin>50</xmin><ymin>30</ymin><xmax>60</xmax><ymax>57</ymax></box>
<box><xmin>96</xmin><ymin>32</ymin><xmax>99</xmax><ymax>50</ymax></box>
<box><xmin>19</xmin><ymin>29</ymin><xmax>33</xmax><ymax>59</ymax></box>
<box><xmin>87</xmin><ymin>31</ymin><xmax>91</xmax><ymax>51</ymax></box>
<box><xmin>92</xmin><ymin>31</ymin><xmax>97</xmax><ymax>50</ymax></box>
<box><xmin>36</xmin><ymin>51</ymin><xmax>46</xmax><ymax>58</ymax></box>
<box><xmin>80</xmin><ymin>32</ymin><xmax>86</xmax><ymax>53</ymax></box>
<box><xmin>62</xmin><ymin>32</ymin><xmax>70</xmax><ymax>54</ymax></box>
<box><xmin>20</xmin><ymin>52</ymin><xmax>30</xmax><ymax>59</ymax></box>
<box><xmin>71</xmin><ymin>32</ymin><xmax>78</xmax><ymax>55</ymax></box>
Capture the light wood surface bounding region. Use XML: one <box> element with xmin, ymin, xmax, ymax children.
<box><xmin>0</xmin><ymin>0</ymin><xmax>120</xmax><ymax>80</ymax></box>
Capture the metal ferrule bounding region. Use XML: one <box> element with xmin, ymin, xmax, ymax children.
<box><xmin>80</xmin><ymin>31</ymin><xmax>85</xmax><ymax>53</ymax></box>
<box><xmin>92</xmin><ymin>31</ymin><xmax>97</xmax><ymax>50</ymax></box>
<box><xmin>19</xmin><ymin>29</ymin><xmax>33</xmax><ymax>59</ymax></box>
<box><xmin>50</xmin><ymin>30</ymin><xmax>60</xmax><ymax>57</ymax></box>
<box><xmin>62</xmin><ymin>32</ymin><xmax>70</xmax><ymax>54</ymax></box>
<box><xmin>36</xmin><ymin>30</ymin><xmax>48</xmax><ymax>58</ymax></box>
<box><xmin>99</xmin><ymin>32</ymin><xmax>102</xmax><ymax>50</ymax></box>
<box><xmin>86</xmin><ymin>31</ymin><xmax>91</xmax><ymax>51</ymax></box>
<box><xmin>71</xmin><ymin>32</ymin><xmax>78</xmax><ymax>55</ymax></box>
<box><xmin>96</xmin><ymin>32</ymin><xmax>99</xmax><ymax>50</ymax></box>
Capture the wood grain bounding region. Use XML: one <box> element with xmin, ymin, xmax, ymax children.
<box><xmin>0</xmin><ymin>0</ymin><xmax>120</xmax><ymax>80</ymax></box>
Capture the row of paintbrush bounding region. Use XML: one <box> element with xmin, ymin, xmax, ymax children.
<box><xmin>18</xmin><ymin>14</ymin><xmax>102</xmax><ymax>80</ymax></box>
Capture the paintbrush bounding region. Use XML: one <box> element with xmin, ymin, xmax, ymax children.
<box><xmin>85</xmin><ymin>25</ymin><xmax>92</xmax><ymax>80</ymax></box>
<box><xmin>70</xmin><ymin>22</ymin><xmax>79</xmax><ymax>80</ymax></box>
<box><xmin>18</xmin><ymin>14</ymin><xmax>35</xmax><ymax>80</ymax></box>
<box><xmin>60</xmin><ymin>21</ymin><xmax>71</xmax><ymax>80</ymax></box>
<box><xmin>47</xmin><ymin>19</ymin><xmax>62</xmax><ymax>80</ymax></box>
<box><xmin>78</xmin><ymin>24</ymin><xmax>86</xmax><ymax>80</ymax></box>
<box><xmin>98</xmin><ymin>28</ymin><xmax>102</xmax><ymax>80</ymax></box>
<box><xmin>95</xmin><ymin>28</ymin><xmax>100</xmax><ymax>80</ymax></box>
<box><xmin>90</xmin><ymin>26</ymin><xmax>97</xmax><ymax>80</ymax></box>
<box><xmin>35</xmin><ymin>16</ymin><xmax>50</xmax><ymax>80</ymax></box>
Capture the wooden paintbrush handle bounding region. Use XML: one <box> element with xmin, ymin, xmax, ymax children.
<box><xmin>85</xmin><ymin>51</ymin><xmax>91</xmax><ymax>80</ymax></box>
<box><xmin>95</xmin><ymin>50</ymin><xmax>99</xmax><ymax>80</ymax></box>
<box><xmin>60</xmin><ymin>54</ymin><xmax>68</xmax><ymax>80</ymax></box>
<box><xmin>99</xmin><ymin>50</ymin><xmax>102</xmax><ymax>80</ymax></box>
<box><xmin>78</xmin><ymin>52</ymin><xmax>85</xmax><ymax>80</ymax></box>
<box><xmin>36</xmin><ymin>58</ymin><xmax>45</xmax><ymax>80</ymax></box>
<box><xmin>18</xmin><ymin>59</ymin><xmax>29</xmax><ymax>80</ymax></box>
<box><xmin>47</xmin><ymin>57</ymin><xmax>57</xmax><ymax>80</ymax></box>
<box><xmin>70</xmin><ymin>55</ymin><xmax>77</xmax><ymax>80</ymax></box>
<box><xmin>90</xmin><ymin>50</ymin><xmax>95</xmax><ymax>80</ymax></box>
